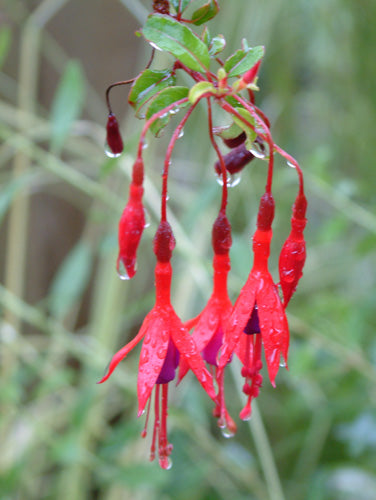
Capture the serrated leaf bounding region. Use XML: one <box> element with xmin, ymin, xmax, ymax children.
<box><xmin>146</xmin><ymin>86</ymin><xmax>189</xmax><ymax>136</ymax></box>
<box><xmin>224</xmin><ymin>45</ymin><xmax>264</xmax><ymax>77</ymax></box>
<box><xmin>231</xmin><ymin>107</ymin><xmax>257</xmax><ymax>147</ymax></box>
<box><xmin>128</xmin><ymin>69</ymin><xmax>176</xmax><ymax>117</ymax></box>
<box><xmin>141</xmin><ymin>14</ymin><xmax>210</xmax><ymax>72</ymax></box>
<box><xmin>209</xmin><ymin>34</ymin><xmax>226</xmax><ymax>56</ymax></box>
<box><xmin>0</xmin><ymin>26</ymin><xmax>12</xmax><ymax>70</ymax></box>
<box><xmin>188</xmin><ymin>81</ymin><xmax>215</xmax><ymax>104</ymax></box>
<box><xmin>170</xmin><ymin>0</ymin><xmax>192</xmax><ymax>13</ymax></box>
<box><xmin>191</xmin><ymin>0</ymin><xmax>219</xmax><ymax>25</ymax></box>
<box><xmin>50</xmin><ymin>61</ymin><xmax>85</xmax><ymax>150</ymax></box>
<box><xmin>49</xmin><ymin>241</ymin><xmax>93</xmax><ymax>319</ymax></box>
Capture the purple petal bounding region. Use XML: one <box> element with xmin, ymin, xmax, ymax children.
<box><xmin>156</xmin><ymin>339</ymin><xmax>180</xmax><ymax>384</ymax></box>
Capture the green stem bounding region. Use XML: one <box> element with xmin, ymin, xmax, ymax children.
<box><xmin>230</xmin><ymin>363</ymin><xmax>286</xmax><ymax>500</ymax></box>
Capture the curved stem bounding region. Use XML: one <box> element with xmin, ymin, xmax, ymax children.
<box><xmin>161</xmin><ymin>101</ymin><xmax>199</xmax><ymax>221</ymax></box>
<box><xmin>105</xmin><ymin>49</ymin><xmax>155</xmax><ymax>114</ymax></box>
<box><xmin>137</xmin><ymin>97</ymin><xmax>189</xmax><ymax>159</ymax></box>
<box><xmin>274</xmin><ymin>144</ymin><xmax>304</xmax><ymax>196</ymax></box>
<box><xmin>232</xmin><ymin>95</ymin><xmax>275</xmax><ymax>194</ymax></box>
<box><xmin>207</xmin><ymin>98</ymin><xmax>228</xmax><ymax>213</ymax></box>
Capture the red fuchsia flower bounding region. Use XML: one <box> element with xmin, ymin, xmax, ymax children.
<box><xmin>99</xmin><ymin>221</ymin><xmax>217</xmax><ymax>469</ymax></box>
<box><xmin>218</xmin><ymin>192</ymin><xmax>290</xmax><ymax>420</ymax></box>
<box><xmin>179</xmin><ymin>212</ymin><xmax>237</xmax><ymax>436</ymax></box>
<box><xmin>117</xmin><ymin>157</ymin><xmax>146</xmax><ymax>279</ymax></box>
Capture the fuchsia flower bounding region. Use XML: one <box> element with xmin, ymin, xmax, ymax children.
<box><xmin>179</xmin><ymin>212</ymin><xmax>236</xmax><ymax>435</ymax></box>
<box><xmin>218</xmin><ymin>192</ymin><xmax>290</xmax><ymax>420</ymax></box>
<box><xmin>99</xmin><ymin>221</ymin><xmax>216</xmax><ymax>468</ymax></box>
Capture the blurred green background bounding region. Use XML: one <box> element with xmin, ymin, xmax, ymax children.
<box><xmin>1</xmin><ymin>1</ymin><xmax>376</xmax><ymax>499</ymax></box>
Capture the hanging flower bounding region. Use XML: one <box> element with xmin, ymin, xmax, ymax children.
<box><xmin>218</xmin><ymin>193</ymin><xmax>289</xmax><ymax>420</ymax></box>
<box><xmin>179</xmin><ymin>212</ymin><xmax>236</xmax><ymax>436</ymax></box>
<box><xmin>99</xmin><ymin>222</ymin><xmax>216</xmax><ymax>468</ymax></box>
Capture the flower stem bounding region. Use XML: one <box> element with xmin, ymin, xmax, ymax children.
<box><xmin>230</xmin><ymin>363</ymin><xmax>286</xmax><ymax>500</ymax></box>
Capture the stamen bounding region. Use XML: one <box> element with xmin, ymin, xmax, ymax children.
<box><xmin>141</xmin><ymin>397</ymin><xmax>152</xmax><ymax>438</ymax></box>
<box><xmin>150</xmin><ymin>385</ymin><xmax>160</xmax><ymax>462</ymax></box>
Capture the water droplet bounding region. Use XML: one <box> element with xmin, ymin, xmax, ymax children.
<box><xmin>216</xmin><ymin>172</ymin><xmax>241</xmax><ymax>188</ymax></box>
<box><xmin>279</xmin><ymin>355</ymin><xmax>286</xmax><ymax>368</ymax></box>
<box><xmin>169</xmin><ymin>107</ymin><xmax>179</xmax><ymax>115</ymax></box>
<box><xmin>242</xmin><ymin>413</ymin><xmax>252</xmax><ymax>421</ymax></box>
<box><xmin>144</xmin><ymin>208</ymin><xmax>151</xmax><ymax>228</ymax></box>
<box><xmin>286</xmin><ymin>160</ymin><xmax>295</xmax><ymax>169</ymax></box>
<box><xmin>159</xmin><ymin>456</ymin><xmax>173</xmax><ymax>470</ymax></box>
<box><xmin>177</xmin><ymin>128</ymin><xmax>184</xmax><ymax>139</ymax></box>
<box><xmin>117</xmin><ymin>260</ymin><xmax>131</xmax><ymax>280</ymax></box>
<box><xmin>249</xmin><ymin>139</ymin><xmax>269</xmax><ymax>160</ymax></box>
<box><xmin>104</xmin><ymin>141</ymin><xmax>121</xmax><ymax>158</ymax></box>
<box><xmin>149</xmin><ymin>42</ymin><xmax>162</xmax><ymax>52</ymax></box>
<box><xmin>142</xmin><ymin>140</ymin><xmax>148</xmax><ymax>150</ymax></box>
<box><xmin>159</xmin><ymin>112</ymin><xmax>169</xmax><ymax>120</ymax></box>
<box><xmin>220</xmin><ymin>426</ymin><xmax>235</xmax><ymax>439</ymax></box>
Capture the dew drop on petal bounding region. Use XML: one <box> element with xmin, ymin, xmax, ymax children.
<box><xmin>220</xmin><ymin>425</ymin><xmax>235</xmax><ymax>439</ymax></box>
<box><xmin>104</xmin><ymin>141</ymin><xmax>122</xmax><ymax>159</ymax></box>
<box><xmin>279</xmin><ymin>355</ymin><xmax>286</xmax><ymax>368</ymax></box>
<box><xmin>116</xmin><ymin>259</ymin><xmax>135</xmax><ymax>280</ymax></box>
<box><xmin>216</xmin><ymin>172</ymin><xmax>241</xmax><ymax>188</ymax></box>
<box><xmin>144</xmin><ymin>208</ymin><xmax>151</xmax><ymax>228</ymax></box>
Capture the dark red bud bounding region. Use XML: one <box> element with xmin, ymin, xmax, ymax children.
<box><xmin>212</xmin><ymin>212</ymin><xmax>232</xmax><ymax>254</ymax></box>
<box><xmin>153</xmin><ymin>221</ymin><xmax>176</xmax><ymax>262</ymax></box>
<box><xmin>153</xmin><ymin>0</ymin><xmax>169</xmax><ymax>14</ymax></box>
<box><xmin>106</xmin><ymin>113</ymin><xmax>123</xmax><ymax>155</ymax></box>
<box><xmin>257</xmin><ymin>192</ymin><xmax>275</xmax><ymax>231</ymax></box>
<box><xmin>222</xmin><ymin>132</ymin><xmax>246</xmax><ymax>149</ymax></box>
<box><xmin>214</xmin><ymin>143</ymin><xmax>255</xmax><ymax>175</ymax></box>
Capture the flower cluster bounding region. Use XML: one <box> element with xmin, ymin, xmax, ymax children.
<box><xmin>99</xmin><ymin>0</ymin><xmax>307</xmax><ymax>469</ymax></box>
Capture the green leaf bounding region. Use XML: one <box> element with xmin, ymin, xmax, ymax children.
<box><xmin>50</xmin><ymin>61</ymin><xmax>85</xmax><ymax>150</ymax></box>
<box><xmin>188</xmin><ymin>81</ymin><xmax>215</xmax><ymax>104</ymax></box>
<box><xmin>128</xmin><ymin>69</ymin><xmax>176</xmax><ymax>117</ymax></box>
<box><xmin>191</xmin><ymin>0</ymin><xmax>219</xmax><ymax>26</ymax></box>
<box><xmin>141</xmin><ymin>14</ymin><xmax>210</xmax><ymax>72</ymax></box>
<box><xmin>209</xmin><ymin>34</ymin><xmax>226</xmax><ymax>56</ymax></box>
<box><xmin>146</xmin><ymin>86</ymin><xmax>189</xmax><ymax>136</ymax></box>
<box><xmin>201</xmin><ymin>26</ymin><xmax>211</xmax><ymax>46</ymax></box>
<box><xmin>224</xmin><ymin>45</ymin><xmax>264</xmax><ymax>77</ymax></box>
<box><xmin>49</xmin><ymin>241</ymin><xmax>93</xmax><ymax>319</ymax></box>
<box><xmin>215</xmin><ymin>122</ymin><xmax>243</xmax><ymax>141</ymax></box>
<box><xmin>231</xmin><ymin>107</ymin><xmax>257</xmax><ymax>148</ymax></box>
<box><xmin>170</xmin><ymin>0</ymin><xmax>192</xmax><ymax>13</ymax></box>
<box><xmin>0</xmin><ymin>26</ymin><xmax>12</xmax><ymax>70</ymax></box>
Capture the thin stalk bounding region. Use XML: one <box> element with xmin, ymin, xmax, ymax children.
<box><xmin>231</xmin><ymin>363</ymin><xmax>286</xmax><ymax>500</ymax></box>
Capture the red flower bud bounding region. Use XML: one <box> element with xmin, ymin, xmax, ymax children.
<box><xmin>242</xmin><ymin>60</ymin><xmax>261</xmax><ymax>85</ymax></box>
<box><xmin>222</xmin><ymin>131</ymin><xmax>246</xmax><ymax>149</ymax></box>
<box><xmin>278</xmin><ymin>194</ymin><xmax>307</xmax><ymax>307</ymax></box>
<box><xmin>106</xmin><ymin>113</ymin><xmax>123</xmax><ymax>156</ymax></box>
<box><xmin>117</xmin><ymin>183</ymin><xmax>145</xmax><ymax>279</ymax></box>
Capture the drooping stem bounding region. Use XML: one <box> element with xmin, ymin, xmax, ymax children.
<box><xmin>137</xmin><ymin>97</ymin><xmax>190</xmax><ymax>159</ymax></box>
<box><xmin>160</xmin><ymin>101</ymin><xmax>199</xmax><ymax>222</ymax></box>
<box><xmin>105</xmin><ymin>49</ymin><xmax>155</xmax><ymax>114</ymax></box>
<box><xmin>273</xmin><ymin>144</ymin><xmax>305</xmax><ymax>196</ymax></box>
<box><xmin>207</xmin><ymin>98</ymin><xmax>228</xmax><ymax>213</ymax></box>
